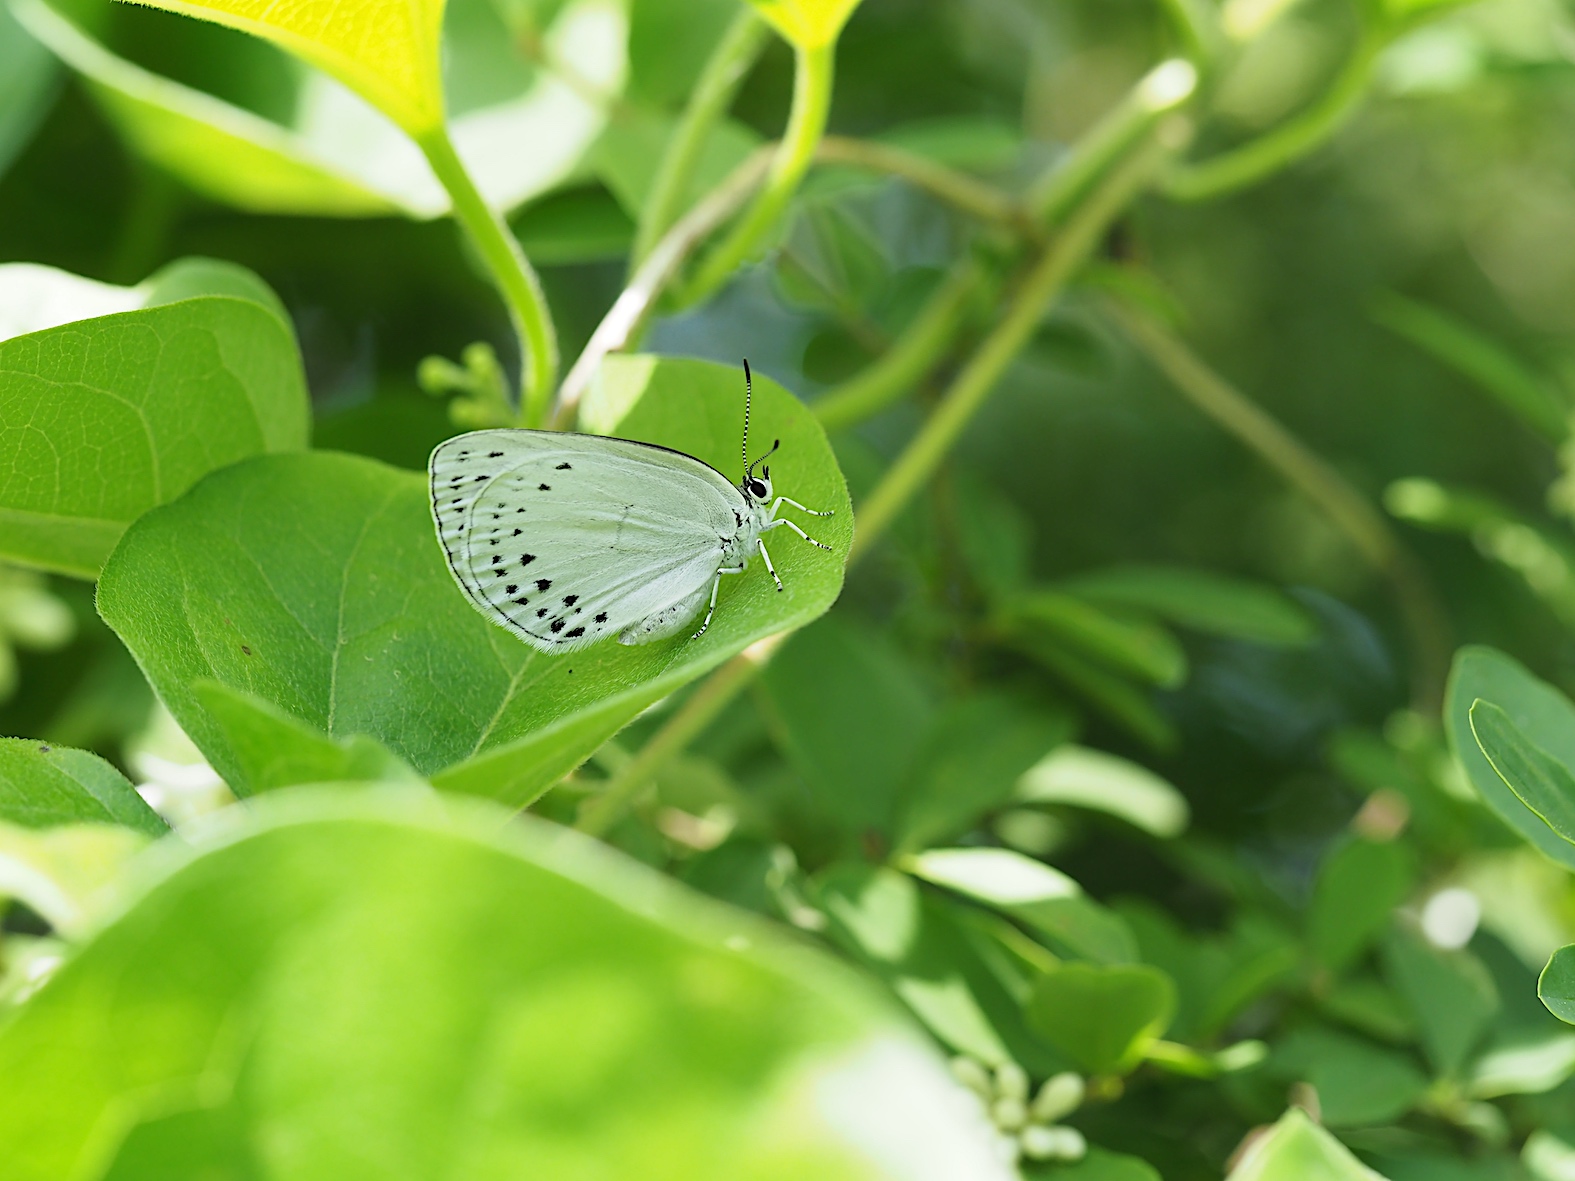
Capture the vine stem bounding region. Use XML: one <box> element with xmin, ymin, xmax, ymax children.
<box><xmin>683</xmin><ymin>40</ymin><xmax>836</xmax><ymax>305</ymax></box>
<box><xmin>1105</xmin><ymin>295</ymin><xmax>1450</xmax><ymax>711</ymax></box>
<box><xmin>419</xmin><ymin>128</ymin><xmax>559</xmax><ymax>425</ymax></box>
<box><xmin>849</xmin><ymin>135</ymin><xmax>1173</xmax><ymax>561</ymax></box>
<box><xmin>575</xmin><ymin>635</ymin><xmax>784</xmax><ymax>837</ymax></box>
<box><xmin>632</xmin><ymin>8</ymin><xmax>769</xmax><ymax>269</ymax></box>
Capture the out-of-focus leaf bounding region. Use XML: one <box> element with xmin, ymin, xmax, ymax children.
<box><xmin>953</xmin><ymin>474</ymin><xmax>1032</xmax><ymax>598</ymax></box>
<box><xmin>1012</xmin><ymin>636</ymin><xmax>1178</xmax><ymax>751</ymax></box>
<box><xmin>906</xmin><ymin>847</ymin><xmax>1137</xmax><ymax>965</ymax></box>
<box><xmin>1264</xmin><ymin>1027</ymin><xmax>1427</xmax><ymax>1126</ymax></box>
<box><xmin>1446</xmin><ymin>648</ymin><xmax>1575</xmax><ymax>869</ymax></box>
<box><xmin>1470</xmin><ymin>701</ymin><xmax>1575</xmax><ymax>847</ymax></box>
<box><xmin>593</xmin><ymin>107</ymin><xmax>760</xmax><ymax>222</ymax></box>
<box><xmin>1371</xmin><ymin>291</ymin><xmax>1569</xmax><ymax>442</ymax></box>
<box><xmin>1061</xmin><ymin>564</ymin><xmax>1316</xmax><ymax>647</ymax></box>
<box><xmin>0</xmin><ymin>820</ymin><xmax>150</xmax><ymax>936</ymax></box>
<box><xmin>762</xmin><ymin>615</ymin><xmax>932</xmax><ymax>842</ymax></box>
<box><xmin>1382</xmin><ymin>924</ymin><xmax>1498</xmax><ymax>1077</ymax></box>
<box><xmin>0</xmin><ymin>2</ymin><xmax>60</xmax><ymax>178</ymax></box>
<box><xmin>192</xmin><ymin>681</ymin><xmax>421</xmax><ymax>796</ymax></box>
<box><xmin>893</xmin><ymin>692</ymin><xmax>1071</xmax><ymax>854</ymax></box>
<box><xmin>1023</xmin><ymin>1148</ymin><xmax>1160</xmax><ymax>1181</ymax></box>
<box><xmin>1016</xmin><ymin>745</ymin><xmax>1190</xmax><ymax>838</ymax></box>
<box><xmin>0</xmin><ymin>788</ymin><xmax>1014</xmax><ymax>1180</ymax></box>
<box><xmin>0</xmin><ymin>738</ymin><xmax>165</xmax><ymax>835</ymax></box>
<box><xmin>747</xmin><ymin>0</ymin><xmax>863</xmax><ymax>49</ymax></box>
<box><xmin>1025</xmin><ymin>961</ymin><xmax>1176</xmax><ymax>1075</ymax></box>
<box><xmin>876</xmin><ymin>117</ymin><xmax>1021</xmax><ymax>174</ymax></box>
<box><xmin>1539</xmin><ymin>945</ymin><xmax>1575</xmax><ymax>1026</ymax></box>
<box><xmin>1308</xmin><ymin>837</ymin><xmax>1416</xmax><ymax>972</ymax></box>
<box><xmin>99</xmin><ymin>359</ymin><xmax>851</xmax><ymax>808</ymax></box>
<box><xmin>512</xmin><ymin>185</ymin><xmax>634</xmax><ymax>265</ymax></box>
<box><xmin>0</xmin><ymin>286</ymin><xmax>308</xmax><ymax>579</ymax></box>
<box><xmin>1468</xmin><ymin>1029</ymin><xmax>1575</xmax><ymax>1097</ymax></box>
<box><xmin>1003</xmin><ymin>591</ymin><xmax>1187</xmax><ymax>689</ymax></box>
<box><xmin>1226</xmin><ymin>1108</ymin><xmax>1387</xmax><ymax>1180</ymax></box>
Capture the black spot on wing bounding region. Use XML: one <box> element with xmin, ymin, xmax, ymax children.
<box><xmin>566</xmin><ymin>626</ymin><xmax>585</xmax><ymax>638</ymax></box>
<box><xmin>594</xmin><ymin>612</ymin><xmax>607</xmax><ymax>623</ymax></box>
<box><xmin>488</xmin><ymin>451</ymin><xmax>504</xmax><ymax>458</ymax></box>
<box><xmin>506</xmin><ymin>585</ymin><xmax>517</xmax><ymax>595</ymax></box>
<box><xmin>538</xmin><ymin>483</ymin><xmax>551</xmax><ymax>491</ymax></box>
<box><xmin>550</xmin><ymin>619</ymin><xmax>565</xmax><ymax>634</ymax></box>
<box><xmin>535</xmin><ymin>578</ymin><xmax>552</xmax><ymax>592</ymax></box>
<box><xmin>556</xmin><ymin>462</ymin><xmax>571</xmax><ymax>470</ymax></box>
<box><xmin>520</xmin><ymin>554</ymin><xmax>536</xmax><ymax>567</ymax></box>
<box><xmin>562</xmin><ymin>595</ymin><xmax>578</xmax><ymax>607</ymax></box>
<box><xmin>537</xmin><ymin>608</ymin><xmax>548</xmax><ymax>618</ymax></box>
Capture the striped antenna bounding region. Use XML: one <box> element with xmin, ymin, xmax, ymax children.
<box><xmin>741</xmin><ymin>359</ymin><xmax>753</xmax><ymax>480</ymax></box>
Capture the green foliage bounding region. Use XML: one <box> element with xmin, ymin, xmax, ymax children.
<box><xmin>1026</xmin><ymin>962</ymin><xmax>1176</xmax><ymax>1076</ymax></box>
<box><xmin>0</xmin><ymin>738</ymin><xmax>164</xmax><ymax>834</ymax></box>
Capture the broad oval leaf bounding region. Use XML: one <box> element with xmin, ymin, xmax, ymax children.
<box><xmin>1447</xmin><ymin>646</ymin><xmax>1575</xmax><ymax>869</ymax></box>
<box><xmin>1025</xmin><ymin>961</ymin><xmax>1177</xmax><ymax>1075</ymax></box>
<box><xmin>1470</xmin><ymin>700</ymin><xmax>1575</xmax><ymax>846</ymax></box>
<box><xmin>1540</xmin><ymin>945</ymin><xmax>1575</xmax><ymax>1025</ymax></box>
<box><xmin>0</xmin><ymin>278</ymin><xmax>307</xmax><ymax>578</ymax></box>
<box><xmin>98</xmin><ymin>357</ymin><xmax>850</xmax><ymax>806</ymax></box>
<box><xmin>1226</xmin><ymin>1108</ymin><xmax>1386</xmax><ymax>1180</ymax></box>
<box><xmin>747</xmin><ymin>0</ymin><xmax>863</xmax><ymax>49</ymax></box>
<box><xmin>120</xmin><ymin>0</ymin><xmax>448</xmax><ymax>136</ymax></box>
<box><xmin>0</xmin><ymin>787</ymin><xmax>1011</xmax><ymax>1180</ymax></box>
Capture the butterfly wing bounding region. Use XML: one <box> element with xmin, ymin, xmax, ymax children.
<box><xmin>430</xmin><ymin>429</ymin><xmax>746</xmax><ymax>653</ymax></box>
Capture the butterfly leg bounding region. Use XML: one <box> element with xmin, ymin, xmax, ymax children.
<box><xmin>756</xmin><ymin>538</ymin><xmax>784</xmax><ymax>591</ymax></box>
<box><xmin>692</xmin><ymin>564</ymin><xmax>746</xmax><ymax>639</ymax></box>
<box><xmin>763</xmin><ymin>517</ymin><xmax>832</xmax><ymax>551</ymax></box>
<box><xmin>770</xmin><ymin>496</ymin><xmax>834</xmax><ymax>518</ymax></box>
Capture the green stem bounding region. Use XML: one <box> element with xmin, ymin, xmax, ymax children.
<box><xmin>1104</xmin><ymin>295</ymin><xmax>1450</xmax><ymax>710</ymax></box>
<box><xmin>575</xmin><ymin>635</ymin><xmax>784</xmax><ymax>837</ymax></box>
<box><xmin>813</xmin><ymin>256</ymin><xmax>984</xmax><ymax>433</ymax></box>
<box><xmin>849</xmin><ymin>138</ymin><xmax>1170</xmax><ymax>563</ymax></box>
<box><xmin>684</xmin><ymin>40</ymin><xmax>836</xmax><ymax>305</ymax></box>
<box><xmin>419</xmin><ymin>128</ymin><xmax>559</xmax><ymax>425</ymax></box>
<box><xmin>1028</xmin><ymin>58</ymin><xmax>1197</xmax><ymax>225</ymax></box>
<box><xmin>632</xmin><ymin>9</ymin><xmax>769</xmax><ymax>269</ymax></box>
<box><xmin>1163</xmin><ymin>31</ymin><xmax>1382</xmax><ymax>202</ymax></box>
<box><xmin>816</xmin><ymin>136</ymin><xmax>1025</xmax><ymax>230</ymax></box>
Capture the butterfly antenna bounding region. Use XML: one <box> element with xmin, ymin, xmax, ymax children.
<box><xmin>741</xmin><ymin>359</ymin><xmax>753</xmax><ymax>480</ymax></box>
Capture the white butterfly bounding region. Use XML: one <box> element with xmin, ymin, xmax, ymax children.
<box><xmin>428</xmin><ymin>362</ymin><xmax>834</xmax><ymax>654</ymax></box>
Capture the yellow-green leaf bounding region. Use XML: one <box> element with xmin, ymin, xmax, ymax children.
<box><xmin>119</xmin><ymin>0</ymin><xmax>447</xmax><ymax>135</ymax></box>
<box><xmin>746</xmin><ymin>0</ymin><xmax>862</xmax><ymax>49</ymax></box>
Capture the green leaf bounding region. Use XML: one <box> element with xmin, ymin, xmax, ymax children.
<box><xmin>892</xmin><ymin>692</ymin><xmax>1071</xmax><ymax>854</ymax></box>
<box><xmin>14</xmin><ymin>0</ymin><xmax>626</xmax><ymax>217</ymax></box>
<box><xmin>1025</xmin><ymin>1148</ymin><xmax>1159</xmax><ymax>1181</ymax></box>
<box><xmin>761</xmin><ymin>614</ymin><xmax>931</xmax><ymax>841</ymax></box>
<box><xmin>1003</xmin><ymin>591</ymin><xmax>1187</xmax><ymax>689</ymax></box>
<box><xmin>1370</xmin><ymin>291</ymin><xmax>1570</xmax><ymax>442</ymax></box>
<box><xmin>1468</xmin><ymin>1029</ymin><xmax>1575</xmax><ymax>1097</ymax></box>
<box><xmin>0</xmin><ymin>0</ymin><xmax>59</xmax><ymax>178</ymax></box>
<box><xmin>116</xmin><ymin>0</ymin><xmax>448</xmax><ymax>136</ymax></box>
<box><xmin>746</xmin><ymin>0</ymin><xmax>863</xmax><ymax>49</ymax></box>
<box><xmin>906</xmin><ymin>847</ymin><xmax>1137</xmax><ymax>965</ymax></box>
<box><xmin>1226</xmin><ymin>1108</ymin><xmax>1387</xmax><ymax>1180</ymax></box>
<box><xmin>0</xmin><ymin>738</ymin><xmax>167</xmax><ymax>835</ymax></box>
<box><xmin>1015</xmin><ymin>744</ymin><xmax>1190</xmax><ymax>838</ymax></box>
<box><xmin>0</xmin><ymin>787</ymin><xmax>1009</xmax><ymax>1180</ymax></box>
<box><xmin>1469</xmin><ymin>700</ymin><xmax>1575</xmax><ymax>846</ymax></box>
<box><xmin>0</xmin><ymin>291</ymin><xmax>308</xmax><ymax>579</ymax></box>
<box><xmin>1539</xmin><ymin>945</ymin><xmax>1575</xmax><ymax>1025</ymax></box>
<box><xmin>1446</xmin><ymin>647</ymin><xmax>1575</xmax><ymax>869</ymax></box>
<box><xmin>1264</xmin><ymin>1027</ymin><xmax>1428</xmax><ymax>1126</ymax></box>
<box><xmin>592</xmin><ymin>106</ymin><xmax>760</xmax><ymax>222</ymax></box>
<box><xmin>192</xmin><ymin>681</ymin><xmax>422</xmax><ymax>795</ymax></box>
<box><xmin>1025</xmin><ymin>961</ymin><xmax>1177</xmax><ymax>1075</ymax></box>
<box><xmin>1381</xmin><ymin>924</ymin><xmax>1498</xmax><ymax>1077</ymax></box>
<box><xmin>99</xmin><ymin>357</ymin><xmax>851</xmax><ymax>808</ymax></box>
<box><xmin>1307</xmin><ymin>837</ymin><xmax>1416</xmax><ymax>972</ymax></box>
<box><xmin>0</xmin><ymin>820</ymin><xmax>152</xmax><ymax>936</ymax></box>
<box><xmin>1060</xmin><ymin>564</ymin><xmax>1316</xmax><ymax>647</ymax></box>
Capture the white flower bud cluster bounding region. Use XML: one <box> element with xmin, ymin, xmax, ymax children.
<box><xmin>951</xmin><ymin>1056</ymin><xmax>1087</xmax><ymax>1166</ymax></box>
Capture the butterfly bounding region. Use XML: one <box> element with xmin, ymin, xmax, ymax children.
<box><xmin>428</xmin><ymin>361</ymin><xmax>834</xmax><ymax>654</ymax></box>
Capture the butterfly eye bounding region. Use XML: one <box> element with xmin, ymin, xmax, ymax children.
<box><xmin>748</xmin><ymin>479</ymin><xmax>768</xmax><ymax>499</ymax></box>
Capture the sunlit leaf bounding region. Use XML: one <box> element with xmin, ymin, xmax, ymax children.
<box><xmin>0</xmin><ymin>738</ymin><xmax>166</xmax><ymax>835</ymax></box>
<box><xmin>1226</xmin><ymin>1108</ymin><xmax>1387</xmax><ymax>1180</ymax></box>
<box><xmin>1016</xmin><ymin>745</ymin><xmax>1189</xmax><ymax>838</ymax></box>
<box><xmin>746</xmin><ymin>0</ymin><xmax>863</xmax><ymax>50</ymax></box>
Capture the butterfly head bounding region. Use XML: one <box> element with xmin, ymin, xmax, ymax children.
<box><xmin>744</xmin><ymin>437</ymin><xmax>779</xmax><ymax>504</ymax></box>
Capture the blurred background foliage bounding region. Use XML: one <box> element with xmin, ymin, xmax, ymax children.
<box><xmin>13</xmin><ymin>0</ymin><xmax>1575</xmax><ymax>1176</ymax></box>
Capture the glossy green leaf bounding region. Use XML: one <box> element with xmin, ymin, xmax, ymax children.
<box><xmin>907</xmin><ymin>847</ymin><xmax>1137</xmax><ymax>964</ymax></box>
<box><xmin>14</xmin><ymin>0</ymin><xmax>626</xmax><ymax>217</ymax></box>
<box><xmin>1539</xmin><ymin>945</ymin><xmax>1575</xmax><ymax>1025</ymax></box>
<box><xmin>192</xmin><ymin>681</ymin><xmax>421</xmax><ymax>796</ymax></box>
<box><xmin>1446</xmin><ymin>647</ymin><xmax>1575</xmax><ymax>869</ymax></box>
<box><xmin>1226</xmin><ymin>1108</ymin><xmax>1387</xmax><ymax>1180</ymax></box>
<box><xmin>1025</xmin><ymin>962</ymin><xmax>1176</xmax><ymax>1075</ymax></box>
<box><xmin>1003</xmin><ymin>591</ymin><xmax>1187</xmax><ymax>689</ymax></box>
<box><xmin>117</xmin><ymin>0</ymin><xmax>448</xmax><ymax>136</ymax></box>
<box><xmin>1308</xmin><ymin>838</ymin><xmax>1416</xmax><ymax>971</ymax></box>
<box><xmin>1015</xmin><ymin>745</ymin><xmax>1190</xmax><ymax>838</ymax></box>
<box><xmin>0</xmin><ymin>738</ymin><xmax>165</xmax><ymax>835</ymax></box>
<box><xmin>1061</xmin><ymin>564</ymin><xmax>1316</xmax><ymax>646</ymax></box>
<box><xmin>1382</xmin><ymin>925</ymin><xmax>1498</xmax><ymax>1077</ymax></box>
<box><xmin>98</xmin><ymin>357</ymin><xmax>851</xmax><ymax>807</ymax></box>
<box><xmin>0</xmin><ymin>788</ymin><xmax>1011</xmax><ymax>1181</ymax></box>
<box><xmin>1470</xmin><ymin>701</ymin><xmax>1575</xmax><ymax>846</ymax></box>
<box><xmin>1265</xmin><ymin>1028</ymin><xmax>1427</xmax><ymax>1126</ymax></box>
<box><xmin>0</xmin><ymin>289</ymin><xmax>308</xmax><ymax>579</ymax></box>
<box><xmin>746</xmin><ymin>0</ymin><xmax>863</xmax><ymax>49</ymax></box>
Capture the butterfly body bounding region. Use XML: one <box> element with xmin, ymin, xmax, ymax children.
<box><xmin>429</xmin><ymin>425</ymin><xmax>827</xmax><ymax>655</ymax></box>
